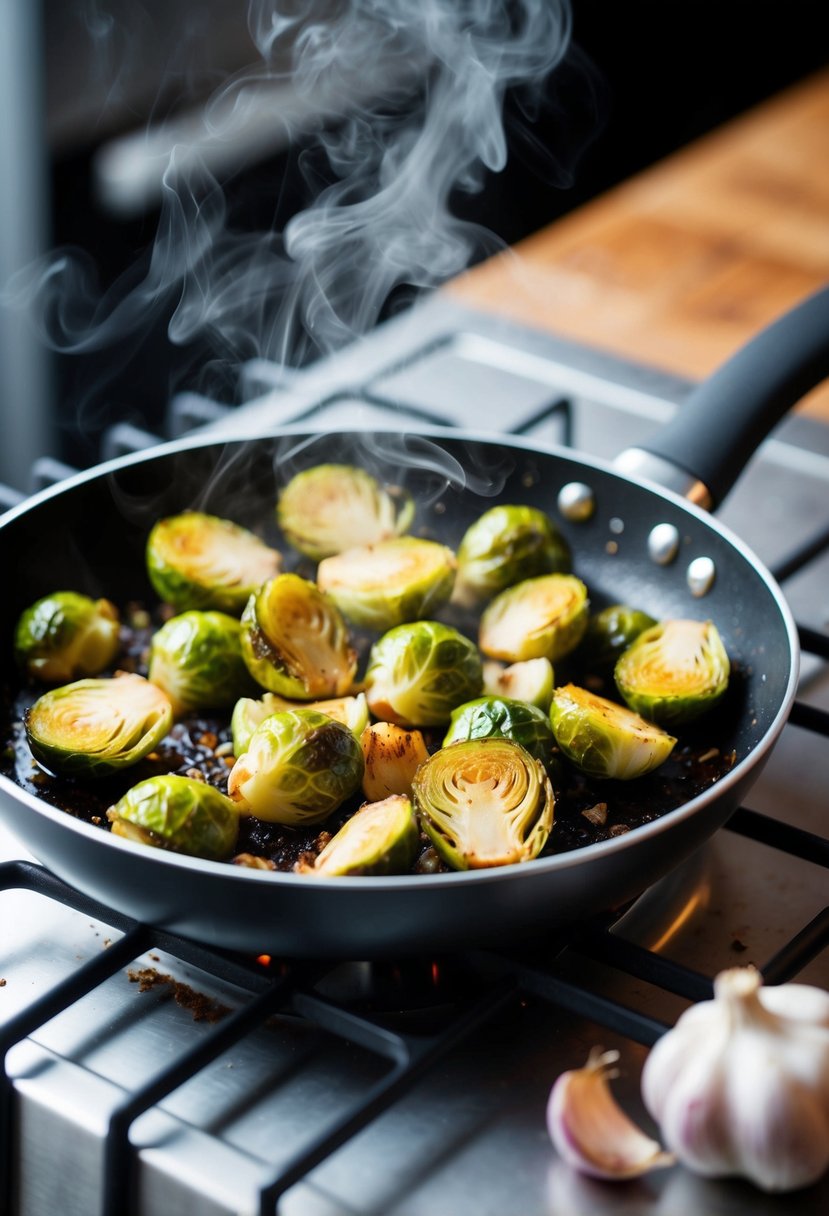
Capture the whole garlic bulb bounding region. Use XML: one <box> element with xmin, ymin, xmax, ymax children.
<box><xmin>641</xmin><ymin>965</ymin><xmax>829</xmax><ymax>1193</ymax></box>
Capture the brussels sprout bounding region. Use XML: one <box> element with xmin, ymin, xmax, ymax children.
<box><xmin>231</xmin><ymin>691</ymin><xmax>369</xmax><ymax>756</ymax></box>
<box><xmin>227</xmin><ymin>708</ymin><xmax>364</xmax><ymax>825</ymax></box>
<box><xmin>455</xmin><ymin>504</ymin><xmax>571</xmax><ymax>602</ymax></box>
<box><xmin>549</xmin><ymin>683</ymin><xmax>676</xmax><ymax>780</ymax></box>
<box><xmin>303</xmin><ymin>794</ymin><xmax>420</xmax><ymax>876</ymax></box>
<box><xmin>146</xmin><ymin>511</ymin><xmax>281</xmax><ymax>613</ymax></box>
<box><xmin>580</xmin><ymin>604</ymin><xmax>658</xmax><ymax>670</ymax></box>
<box><xmin>277</xmin><ymin>463</ymin><xmax>414</xmax><ymax>560</ymax></box>
<box><xmin>360</xmin><ymin>721</ymin><xmax>430</xmax><ymax>802</ymax></box>
<box><xmin>25</xmin><ymin>673</ymin><xmax>173</xmax><ymax>779</ymax></box>
<box><xmin>413</xmin><ymin>738</ymin><xmax>554</xmax><ymax>869</ymax></box>
<box><xmin>614</xmin><ymin>619</ymin><xmax>731</xmax><ymax>727</ymax></box>
<box><xmin>479</xmin><ymin>573</ymin><xmax>589</xmax><ymax>664</ymax></box>
<box><xmin>443</xmin><ymin>696</ymin><xmax>554</xmax><ymax>769</ymax></box>
<box><xmin>365</xmin><ymin>620</ymin><xmax>483</xmax><ymax>727</ymax></box>
<box><xmin>482</xmin><ymin>658</ymin><xmax>555</xmax><ymax>711</ymax></box>
<box><xmin>14</xmin><ymin>591</ymin><xmax>120</xmax><ymax>684</ymax></box>
<box><xmin>239</xmin><ymin>573</ymin><xmax>357</xmax><ymax>700</ymax></box>
<box><xmin>317</xmin><ymin>537</ymin><xmax>457</xmax><ymax>631</ymax></box>
<box><xmin>148</xmin><ymin>611</ymin><xmax>256</xmax><ymax>718</ymax></box>
<box><xmin>107</xmin><ymin>774</ymin><xmax>238</xmax><ymax>860</ymax></box>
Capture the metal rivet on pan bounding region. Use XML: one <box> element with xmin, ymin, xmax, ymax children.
<box><xmin>609</xmin><ymin>517</ymin><xmax>624</xmax><ymax>534</ymax></box>
<box><xmin>687</xmin><ymin>556</ymin><xmax>717</xmax><ymax>597</ymax></box>
<box><xmin>647</xmin><ymin>522</ymin><xmax>680</xmax><ymax>565</ymax></box>
<box><xmin>558</xmin><ymin>481</ymin><xmax>595</xmax><ymax>521</ymax></box>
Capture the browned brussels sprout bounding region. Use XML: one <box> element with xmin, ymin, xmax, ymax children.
<box><xmin>240</xmin><ymin>573</ymin><xmax>357</xmax><ymax>700</ymax></box>
<box><xmin>615</xmin><ymin>619</ymin><xmax>730</xmax><ymax>727</ymax></box>
<box><xmin>413</xmin><ymin>738</ymin><xmax>554</xmax><ymax>869</ymax></box>
<box><xmin>146</xmin><ymin>511</ymin><xmax>280</xmax><ymax>613</ymax></box>
<box><xmin>302</xmin><ymin>795</ymin><xmax>420</xmax><ymax>877</ymax></box>
<box><xmin>549</xmin><ymin>684</ymin><xmax>676</xmax><ymax>780</ymax></box>
<box><xmin>107</xmin><ymin>774</ymin><xmax>239</xmax><ymax>860</ymax></box>
<box><xmin>479</xmin><ymin>574</ymin><xmax>589</xmax><ymax>664</ymax></box>
<box><xmin>277</xmin><ymin>464</ymin><xmax>414</xmax><ymax>559</ymax></box>
<box><xmin>25</xmin><ymin>673</ymin><xmax>172</xmax><ymax>779</ymax></box>
<box><xmin>14</xmin><ymin>591</ymin><xmax>120</xmax><ymax>684</ymax></box>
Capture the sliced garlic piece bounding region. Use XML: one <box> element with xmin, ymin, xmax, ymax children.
<box><xmin>547</xmin><ymin>1047</ymin><xmax>674</xmax><ymax>1180</ymax></box>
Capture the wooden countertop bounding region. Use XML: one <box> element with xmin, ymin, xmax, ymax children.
<box><xmin>447</xmin><ymin>68</ymin><xmax>829</xmax><ymax>420</ymax></box>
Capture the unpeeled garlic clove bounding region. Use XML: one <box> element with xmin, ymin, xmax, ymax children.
<box><xmin>547</xmin><ymin>1046</ymin><xmax>675</xmax><ymax>1180</ymax></box>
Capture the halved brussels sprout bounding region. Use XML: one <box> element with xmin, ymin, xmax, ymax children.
<box><xmin>107</xmin><ymin>774</ymin><xmax>239</xmax><ymax>860</ymax></box>
<box><xmin>614</xmin><ymin>619</ymin><xmax>731</xmax><ymax>727</ymax></box>
<box><xmin>365</xmin><ymin>620</ymin><xmax>483</xmax><ymax>727</ymax></box>
<box><xmin>231</xmin><ymin>690</ymin><xmax>369</xmax><ymax>756</ymax></box>
<box><xmin>412</xmin><ymin>738</ymin><xmax>554</xmax><ymax>869</ymax></box>
<box><xmin>455</xmin><ymin>504</ymin><xmax>571</xmax><ymax>602</ymax></box>
<box><xmin>580</xmin><ymin>604</ymin><xmax>658</xmax><ymax>671</ymax></box>
<box><xmin>549</xmin><ymin>683</ymin><xmax>676</xmax><ymax>780</ymax></box>
<box><xmin>302</xmin><ymin>794</ymin><xmax>420</xmax><ymax>876</ymax></box>
<box><xmin>482</xmin><ymin>658</ymin><xmax>555</xmax><ymax>711</ymax></box>
<box><xmin>24</xmin><ymin>673</ymin><xmax>173</xmax><ymax>779</ymax></box>
<box><xmin>479</xmin><ymin>574</ymin><xmax>589</xmax><ymax>664</ymax></box>
<box><xmin>14</xmin><ymin>591</ymin><xmax>120</xmax><ymax>684</ymax></box>
<box><xmin>443</xmin><ymin>696</ymin><xmax>554</xmax><ymax>769</ymax></box>
<box><xmin>317</xmin><ymin>537</ymin><xmax>457</xmax><ymax>630</ymax></box>
<box><xmin>239</xmin><ymin>573</ymin><xmax>357</xmax><ymax>700</ymax></box>
<box><xmin>227</xmin><ymin>708</ymin><xmax>364</xmax><ymax>825</ymax></box>
<box><xmin>360</xmin><ymin>721</ymin><xmax>430</xmax><ymax>802</ymax></box>
<box><xmin>146</xmin><ymin>511</ymin><xmax>281</xmax><ymax>614</ymax></box>
<box><xmin>148</xmin><ymin>610</ymin><xmax>256</xmax><ymax>718</ymax></box>
<box><xmin>277</xmin><ymin>463</ymin><xmax>414</xmax><ymax>559</ymax></box>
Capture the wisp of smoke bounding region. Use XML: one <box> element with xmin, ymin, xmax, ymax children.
<box><xmin>5</xmin><ymin>0</ymin><xmax>573</xmax><ymax>385</ymax></box>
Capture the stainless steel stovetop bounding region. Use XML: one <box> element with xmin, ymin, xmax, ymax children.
<box><xmin>1</xmin><ymin>295</ymin><xmax>828</xmax><ymax>1216</ymax></box>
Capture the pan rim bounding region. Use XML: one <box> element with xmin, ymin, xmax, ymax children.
<box><xmin>0</xmin><ymin>423</ymin><xmax>801</xmax><ymax>892</ymax></box>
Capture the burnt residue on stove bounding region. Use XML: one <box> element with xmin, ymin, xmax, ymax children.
<box><xmin>0</xmin><ymin>602</ymin><xmax>738</xmax><ymax>874</ymax></box>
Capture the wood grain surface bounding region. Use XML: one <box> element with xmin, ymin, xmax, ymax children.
<box><xmin>447</xmin><ymin>69</ymin><xmax>829</xmax><ymax>420</ymax></box>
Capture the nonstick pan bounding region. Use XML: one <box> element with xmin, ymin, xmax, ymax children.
<box><xmin>1</xmin><ymin>287</ymin><xmax>828</xmax><ymax>958</ymax></box>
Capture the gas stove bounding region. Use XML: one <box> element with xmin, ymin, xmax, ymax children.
<box><xmin>1</xmin><ymin>295</ymin><xmax>828</xmax><ymax>1215</ymax></box>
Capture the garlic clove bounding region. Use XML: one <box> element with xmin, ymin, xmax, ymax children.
<box><xmin>547</xmin><ymin>1046</ymin><xmax>675</xmax><ymax>1181</ymax></box>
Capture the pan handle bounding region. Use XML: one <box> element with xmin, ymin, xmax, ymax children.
<box><xmin>615</xmin><ymin>284</ymin><xmax>829</xmax><ymax>510</ymax></box>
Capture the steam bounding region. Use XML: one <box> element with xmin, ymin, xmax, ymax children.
<box><xmin>7</xmin><ymin>0</ymin><xmax>574</xmax><ymax>384</ymax></box>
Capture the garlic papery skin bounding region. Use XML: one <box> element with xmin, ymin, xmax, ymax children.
<box><xmin>641</xmin><ymin>965</ymin><xmax>829</xmax><ymax>1193</ymax></box>
<box><xmin>547</xmin><ymin>1046</ymin><xmax>674</xmax><ymax>1180</ymax></box>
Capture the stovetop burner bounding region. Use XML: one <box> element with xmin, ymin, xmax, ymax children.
<box><xmin>1</xmin><ymin>295</ymin><xmax>827</xmax><ymax>1215</ymax></box>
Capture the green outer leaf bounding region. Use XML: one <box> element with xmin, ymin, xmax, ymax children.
<box><xmin>277</xmin><ymin>464</ymin><xmax>414</xmax><ymax>560</ymax></box>
<box><xmin>108</xmin><ymin>774</ymin><xmax>239</xmax><ymax>860</ymax></box>
<box><xmin>14</xmin><ymin>591</ymin><xmax>120</xmax><ymax>684</ymax></box>
<box><xmin>549</xmin><ymin>683</ymin><xmax>676</xmax><ymax>780</ymax></box>
<box><xmin>579</xmin><ymin>604</ymin><xmax>658</xmax><ymax>670</ymax></box>
<box><xmin>317</xmin><ymin>537</ymin><xmax>457</xmax><ymax>630</ymax></box>
<box><xmin>146</xmin><ymin>511</ymin><xmax>280</xmax><ymax>613</ymax></box>
<box><xmin>413</xmin><ymin>737</ymin><xmax>554</xmax><ymax>870</ymax></box>
<box><xmin>312</xmin><ymin>795</ymin><xmax>420</xmax><ymax>876</ymax></box>
<box><xmin>148</xmin><ymin>611</ymin><xmax>257</xmax><ymax>718</ymax></box>
<box><xmin>456</xmin><ymin>504</ymin><xmax>571</xmax><ymax>600</ymax></box>
<box><xmin>239</xmin><ymin>573</ymin><xmax>357</xmax><ymax>699</ymax></box>
<box><xmin>442</xmin><ymin>696</ymin><xmax>554</xmax><ymax>768</ymax></box>
<box><xmin>614</xmin><ymin>619</ymin><xmax>731</xmax><ymax>727</ymax></box>
<box><xmin>479</xmin><ymin>573</ymin><xmax>589</xmax><ymax>663</ymax></box>
<box><xmin>24</xmin><ymin>673</ymin><xmax>173</xmax><ymax>779</ymax></box>
<box><xmin>228</xmin><ymin>708</ymin><xmax>365</xmax><ymax>825</ymax></box>
<box><xmin>365</xmin><ymin>620</ymin><xmax>483</xmax><ymax>727</ymax></box>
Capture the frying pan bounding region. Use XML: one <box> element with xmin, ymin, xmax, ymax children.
<box><xmin>1</xmin><ymin>287</ymin><xmax>828</xmax><ymax>958</ymax></box>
